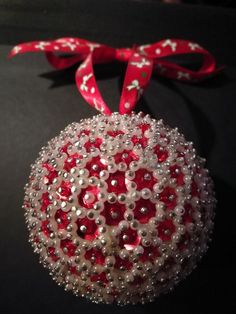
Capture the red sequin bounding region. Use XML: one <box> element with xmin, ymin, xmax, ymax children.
<box><xmin>133</xmin><ymin>199</ymin><xmax>156</xmax><ymax>223</ymax></box>
<box><xmin>154</xmin><ymin>145</ymin><xmax>169</xmax><ymax>163</ymax></box>
<box><xmin>84</xmin><ymin>248</ymin><xmax>105</xmax><ymax>265</ymax></box>
<box><xmin>76</xmin><ymin>217</ymin><xmax>98</xmax><ymax>241</ymax></box>
<box><xmin>86</xmin><ymin>156</ymin><xmax>107</xmax><ymax>177</ymax></box>
<box><xmin>110</xmin><ymin>289</ymin><xmax>119</xmax><ymax>298</ymax></box>
<box><xmin>55</xmin><ymin>209</ymin><xmax>70</xmax><ymax>229</ymax></box>
<box><xmin>84</xmin><ymin>138</ymin><xmax>102</xmax><ymax>152</ymax></box>
<box><xmin>43</xmin><ymin>162</ymin><xmax>58</xmax><ymax>185</ymax></box>
<box><xmin>57</xmin><ymin>181</ymin><xmax>71</xmax><ymax>200</ymax></box>
<box><xmin>157</xmin><ymin>219</ymin><xmax>176</xmax><ymax>242</ymax></box>
<box><xmin>90</xmin><ymin>272</ymin><xmax>108</xmax><ymax>284</ymax></box>
<box><xmin>33</xmin><ymin>236</ymin><xmax>39</xmax><ymax>243</ymax></box>
<box><xmin>138</xmin><ymin>123</ymin><xmax>150</xmax><ymax>133</ymax></box>
<box><xmin>78</xmin><ymin>186</ymin><xmax>98</xmax><ymax>209</ymax></box>
<box><xmin>60</xmin><ymin>239</ymin><xmax>76</xmax><ymax>257</ymax></box>
<box><xmin>60</xmin><ymin>142</ymin><xmax>72</xmax><ymax>155</ymax></box>
<box><xmin>140</xmin><ymin>246</ymin><xmax>160</xmax><ymax>263</ymax></box>
<box><xmin>134</xmin><ymin>168</ymin><xmax>157</xmax><ymax>191</ymax></box>
<box><xmin>78</xmin><ymin>129</ymin><xmax>90</xmax><ymax>137</ymax></box>
<box><xmin>159</xmin><ymin>186</ymin><xmax>177</xmax><ymax>210</ymax></box>
<box><xmin>48</xmin><ymin>247</ymin><xmax>59</xmax><ymax>262</ymax></box>
<box><xmin>163</xmin><ymin>257</ymin><xmax>175</xmax><ymax>271</ymax></box>
<box><xmin>130</xmin><ymin>276</ymin><xmax>146</xmax><ymax>286</ymax></box>
<box><xmin>45</xmin><ymin>170</ymin><xmax>58</xmax><ymax>185</ymax></box>
<box><xmin>40</xmin><ymin>192</ymin><xmax>51</xmax><ymax>212</ymax></box>
<box><xmin>64</xmin><ymin>153</ymin><xmax>82</xmax><ymax>172</ymax></box>
<box><xmin>68</xmin><ymin>266</ymin><xmax>79</xmax><ymax>275</ymax></box>
<box><xmin>101</xmin><ymin>202</ymin><xmax>126</xmax><ymax>226</ymax></box>
<box><xmin>114</xmin><ymin>255</ymin><xmax>133</xmax><ymax>270</ymax></box>
<box><xmin>177</xmin><ymin>151</ymin><xmax>185</xmax><ymax>159</ymax></box>
<box><xmin>183</xmin><ymin>203</ymin><xmax>194</xmax><ymax>224</ymax></box>
<box><xmin>107</xmin><ymin>130</ymin><xmax>124</xmax><ymax>137</ymax></box>
<box><xmin>119</xmin><ymin>228</ymin><xmax>141</xmax><ymax>250</ymax></box>
<box><xmin>191</xmin><ymin>180</ymin><xmax>200</xmax><ymax>197</ymax></box>
<box><xmin>170</xmin><ymin>165</ymin><xmax>184</xmax><ymax>185</ymax></box>
<box><xmin>114</xmin><ymin>149</ymin><xmax>139</xmax><ymax>166</ymax></box>
<box><xmin>106</xmin><ymin>171</ymin><xmax>127</xmax><ymax>193</ymax></box>
<box><xmin>131</xmin><ymin>135</ymin><xmax>148</xmax><ymax>148</ymax></box>
<box><xmin>178</xmin><ymin>232</ymin><xmax>190</xmax><ymax>251</ymax></box>
<box><xmin>41</xmin><ymin>220</ymin><xmax>51</xmax><ymax>237</ymax></box>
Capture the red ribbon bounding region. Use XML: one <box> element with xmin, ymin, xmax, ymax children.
<box><xmin>9</xmin><ymin>37</ymin><xmax>220</xmax><ymax>115</ymax></box>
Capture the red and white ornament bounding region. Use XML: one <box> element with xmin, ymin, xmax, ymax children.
<box><xmin>11</xmin><ymin>37</ymin><xmax>219</xmax><ymax>304</ymax></box>
<box><xmin>24</xmin><ymin>112</ymin><xmax>215</xmax><ymax>305</ymax></box>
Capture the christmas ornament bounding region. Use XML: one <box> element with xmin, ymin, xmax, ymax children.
<box><xmin>10</xmin><ymin>38</ymin><xmax>218</xmax><ymax>305</ymax></box>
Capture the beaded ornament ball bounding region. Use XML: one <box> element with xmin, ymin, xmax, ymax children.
<box><xmin>24</xmin><ymin>112</ymin><xmax>215</xmax><ymax>305</ymax></box>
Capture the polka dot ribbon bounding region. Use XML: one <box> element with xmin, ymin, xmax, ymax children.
<box><xmin>9</xmin><ymin>37</ymin><xmax>221</xmax><ymax>115</ymax></box>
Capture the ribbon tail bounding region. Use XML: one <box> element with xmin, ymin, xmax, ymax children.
<box><xmin>119</xmin><ymin>52</ymin><xmax>153</xmax><ymax>114</ymax></box>
<box><xmin>75</xmin><ymin>53</ymin><xmax>112</xmax><ymax>115</ymax></box>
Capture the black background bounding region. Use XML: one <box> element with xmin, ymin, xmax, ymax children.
<box><xmin>0</xmin><ymin>1</ymin><xmax>235</xmax><ymax>313</ymax></box>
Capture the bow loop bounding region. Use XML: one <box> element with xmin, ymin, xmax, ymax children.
<box><xmin>92</xmin><ymin>45</ymin><xmax>116</xmax><ymax>64</ymax></box>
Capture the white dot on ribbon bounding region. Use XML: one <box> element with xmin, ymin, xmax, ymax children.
<box><xmin>124</xmin><ymin>102</ymin><xmax>130</xmax><ymax>109</ymax></box>
<box><xmin>91</xmin><ymin>87</ymin><xmax>95</xmax><ymax>94</ymax></box>
<box><xmin>155</xmin><ymin>48</ymin><xmax>161</xmax><ymax>54</ymax></box>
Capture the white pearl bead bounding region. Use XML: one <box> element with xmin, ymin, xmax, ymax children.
<box><xmin>141</xmin><ymin>188</ymin><xmax>151</xmax><ymax>199</ymax></box>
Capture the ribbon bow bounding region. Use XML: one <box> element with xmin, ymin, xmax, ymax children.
<box><xmin>9</xmin><ymin>37</ymin><xmax>220</xmax><ymax>115</ymax></box>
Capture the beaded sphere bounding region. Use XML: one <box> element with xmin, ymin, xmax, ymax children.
<box><xmin>24</xmin><ymin>112</ymin><xmax>215</xmax><ymax>305</ymax></box>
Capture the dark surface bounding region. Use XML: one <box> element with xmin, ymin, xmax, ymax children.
<box><xmin>0</xmin><ymin>1</ymin><xmax>235</xmax><ymax>313</ymax></box>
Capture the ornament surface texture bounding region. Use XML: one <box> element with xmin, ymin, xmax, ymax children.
<box><xmin>24</xmin><ymin>112</ymin><xmax>215</xmax><ymax>305</ymax></box>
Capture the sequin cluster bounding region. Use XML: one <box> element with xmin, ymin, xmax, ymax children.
<box><xmin>24</xmin><ymin>112</ymin><xmax>215</xmax><ymax>305</ymax></box>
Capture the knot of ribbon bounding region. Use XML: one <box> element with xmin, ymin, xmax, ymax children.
<box><xmin>9</xmin><ymin>37</ymin><xmax>220</xmax><ymax>115</ymax></box>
